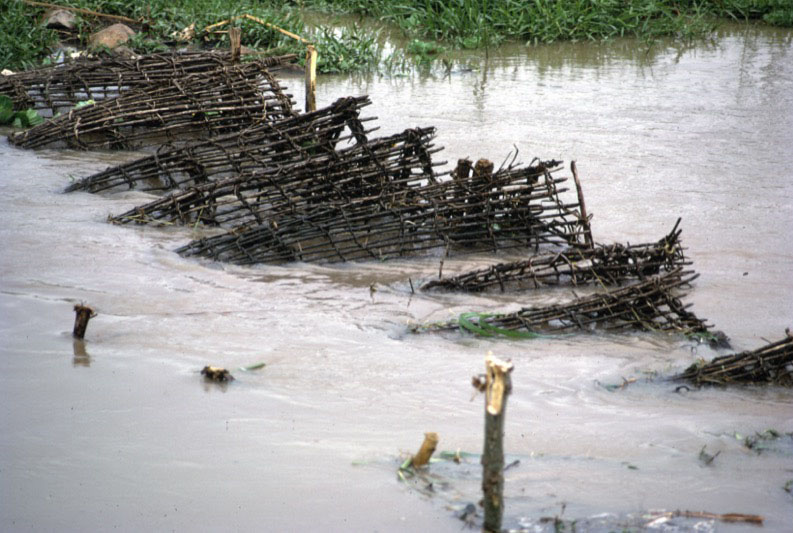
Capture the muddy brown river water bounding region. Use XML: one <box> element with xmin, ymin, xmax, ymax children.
<box><xmin>1</xmin><ymin>24</ymin><xmax>792</xmax><ymax>532</ymax></box>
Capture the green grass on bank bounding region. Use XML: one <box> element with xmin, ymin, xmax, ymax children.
<box><xmin>302</xmin><ymin>0</ymin><xmax>792</xmax><ymax>46</ymax></box>
<box><xmin>0</xmin><ymin>0</ymin><xmax>377</xmax><ymax>72</ymax></box>
<box><xmin>1</xmin><ymin>0</ymin><xmax>791</xmax><ymax>72</ymax></box>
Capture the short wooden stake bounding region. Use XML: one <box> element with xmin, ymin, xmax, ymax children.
<box><xmin>411</xmin><ymin>432</ymin><xmax>439</xmax><ymax>468</ymax></box>
<box><xmin>229</xmin><ymin>26</ymin><xmax>241</xmax><ymax>62</ymax></box>
<box><xmin>482</xmin><ymin>355</ymin><xmax>514</xmax><ymax>533</ymax></box>
<box><xmin>305</xmin><ymin>44</ymin><xmax>317</xmax><ymax>112</ymax></box>
<box><xmin>72</xmin><ymin>304</ymin><xmax>96</xmax><ymax>340</ymax></box>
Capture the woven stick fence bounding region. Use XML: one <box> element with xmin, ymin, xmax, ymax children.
<box><xmin>0</xmin><ymin>51</ymin><xmax>295</xmax><ymax>115</ymax></box>
<box><xmin>674</xmin><ymin>332</ymin><xmax>793</xmax><ymax>386</ymax></box>
<box><xmin>422</xmin><ymin>219</ymin><xmax>687</xmax><ymax>292</ymax></box>
<box><xmin>415</xmin><ymin>268</ymin><xmax>711</xmax><ymax>338</ymax></box>
<box><xmin>109</xmin><ymin>126</ymin><xmax>442</xmax><ymax>228</ymax></box>
<box><xmin>173</xmin><ymin>155</ymin><xmax>587</xmax><ymax>264</ymax></box>
<box><xmin>65</xmin><ymin>96</ymin><xmax>374</xmax><ymax>194</ymax></box>
<box><xmin>8</xmin><ymin>61</ymin><xmax>294</xmax><ymax>150</ymax></box>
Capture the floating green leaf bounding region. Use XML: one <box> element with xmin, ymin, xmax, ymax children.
<box><xmin>458</xmin><ymin>312</ymin><xmax>540</xmax><ymax>339</ymax></box>
<box><xmin>238</xmin><ymin>362</ymin><xmax>267</xmax><ymax>372</ymax></box>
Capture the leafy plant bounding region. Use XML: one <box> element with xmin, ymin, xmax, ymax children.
<box><xmin>312</xmin><ymin>24</ymin><xmax>381</xmax><ymax>74</ymax></box>
<box><xmin>0</xmin><ymin>95</ymin><xmax>45</xmax><ymax>128</ymax></box>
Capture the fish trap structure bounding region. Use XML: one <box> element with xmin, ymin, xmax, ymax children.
<box><xmin>110</xmin><ymin>125</ymin><xmax>442</xmax><ymax>228</ymax></box>
<box><xmin>65</xmin><ymin>96</ymin><xmax>375</xmax><ymax>194</ymax></box>
<box><xmin>415</xmin><ymin>268</ymin><xmax>712</xmax><ymax>338</ymax></box>
<box><xmin>7</xmin><ymin>60</ymin><xmax>295</xmax><ymax>150</ymax></box>
<box><xmin>0</xmin><ymin>51</ymin><xmax>294</xmax><ymax>115</ymax></box>
<box><xmin>422</xmin><ymin>219</ymin><xmax>686</xmax><ymax>292</ymax></box>
<box><xmin>674</xmin><ymin>333</ymin><xmax>793</xmax><ymax>386</ymax></box>
<box><xmin>171</xmin><ymin>155</ymin><xmax>588</xmax><ymax>264</ymax></box>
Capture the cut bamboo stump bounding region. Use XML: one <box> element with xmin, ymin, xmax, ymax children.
<box><xmin>72</xmin><ymin>304</ymin><xmax>96</xmax><ymax>339</ymax></box>
<box><xmin>482</xmin><ymin>355</ymin><xmax>514</xmax><ymax>533</ymax></box>
<box><xmin>229</xmin><ymin>27</ymin><xmax>241</xmax><ymax>62</ymax></box>
<box><xmin>411</xmin><ymin>432</ymin><xmax>439</xmax><ymax>468</ymax></box>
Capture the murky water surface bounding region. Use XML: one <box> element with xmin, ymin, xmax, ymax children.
<box><xmin>2</xmin><ymin>25</ymin><xmax>792</xmax><ymax>531</ymax></box>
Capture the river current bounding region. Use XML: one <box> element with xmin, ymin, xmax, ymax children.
<box><xmin>1</xmin><ymin>24</ymin><xmax>792</xmax><ymax>531</ymax></box>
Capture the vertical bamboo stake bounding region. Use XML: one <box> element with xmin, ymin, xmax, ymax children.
<box><xmin>482</xmin><ymin>355</ymin><xmax>514</xmax><ymax>533</ymax></box>
<box><xmin>305</xmin><ymin>44</ymin><xmax>317</xmax><ymax>112</ymax></box>
<box><xmin>72</xmin><ymin>304</ymin><xmax>96</xmax><ymax>339</ymax></box>
<box><xmin>229</xmin><ymin>26</ymin><xmax>241</xmax><ymax>62</ymax></box>
<box><xmin>571</xmin><ymin>161</ymin><xmax>593</xmax><ymax>248</ymax></box>
<box><xmin>410</xmin><ymin>432</ymin><xmax>439</xmax><ymax>467</ymax></box>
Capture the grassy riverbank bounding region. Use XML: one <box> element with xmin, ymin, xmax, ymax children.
<box><xmin>304</xmin><ymin>0</ymin><xmax>792</xmax><ymax>46</ymax></box>
<box><xmin>2</xmin><ymin>0</ymin><xmax>791</xmax><ymax>72</ymax></box>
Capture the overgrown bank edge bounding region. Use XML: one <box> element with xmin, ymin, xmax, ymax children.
<box><xmin>2</xmin><ymin>0</ymin><xmax>792</xmax><ymax>72</ymax></box>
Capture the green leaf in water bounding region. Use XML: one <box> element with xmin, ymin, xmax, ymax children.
<box><xmin>459</xmin><ymin>312</ymin><xmax>540</xmax><ymax>339</ymax></box>
<box><xmin>238</xmin><ymin>362</ymin><xmax>266</xmax><ymax>372</ymax></box>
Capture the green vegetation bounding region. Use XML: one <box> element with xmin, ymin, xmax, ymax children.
<box><xmin>0</xmin><ymin>0</ymin><xmax>364</xmax><ymax>72</ymax></box>
<box><xmin>0</xmin><ymin>1</ymin><xmax>57</xmax><ymax>70</ymax></box>
<box><xmin>302</xmin><ymin>0</ymin><xmax>792</xmax><ymax>47</ymax></box>
<box><xmin>313</xmin><ymin>25</ymin><xmax>381</xmax><ymax>73</ymax></box>
<box><xmin>1</xmin><ymin>0</ymin><xmax>790</xmax><ymax>72</ymax></box>
<box><xmin>0</xmin><ymin>95</ymin><xmax>44</xmax><ymax>128</ymax></box>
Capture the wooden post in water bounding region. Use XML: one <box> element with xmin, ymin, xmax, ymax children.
<box><xmin>570</xmin><ymin>161</ymin><xmax>593</xmax><ymax>248</ymax></box>
<box><xmin>305</xmin><ymin>44</ymin><xmax>317</xmax><ymax>112</ymax></box>
<box><xmin>72</xmin><ymin>304</ymin><xmax>96</xmax><ymax>339</ymax></box>
<box><xmin>482</xmin><ymin>355</ymin><xmax>513</xmax><ymax>532</ymax></box>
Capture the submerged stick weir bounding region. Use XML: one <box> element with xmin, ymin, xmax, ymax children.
<box><xmin>416</xmin><ymin>268</ymin><xmax>713</xmax><ymax>339</ymax></box>
<box><xmin>0</xmin><ymin>51</ymin><xmax>295</xmax><ymax>115</ymax></box>
<box><xmin>422</xmin><ymin>220</ymin><xmax>686</xmax><ymax>292</ymax></box>
<box><xmin>674</xmin><ymin>332</ymin><xmax>793</xmax><ymax>386</ymax></box>
<box><xmin>66</xmin><ymin>96</ymin><xmax>375</xmax><ymax>194</ymax></box>
<box><xmin>173</xmin><ymin>155</ymin><xmax>586</xmax><ymax>264</ymax></box>
<box><xmin>8</xmin><ymin>58</ymin><xmax>295</xmax><ymax>150</ymax></box>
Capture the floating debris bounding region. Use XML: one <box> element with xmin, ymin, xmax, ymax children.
<box><xmin>674</xmin><ymin>332</ymin><xmax>793</xmax><ymax>386</ymax></box>
<box><xmin>645</xmin><ymin>510</ymin><xmax>763</xmax><ymax>526</ymax></box>
<box><xmin>175</xmin><ymin>156</ymin><xmax>587</xmax><ymax>264</ymax></box>
<box><xmin>0</xmin><ymin>51</ymin><xmax>295</xmax><ymax>115</ymax></box>
<box><xmin>415</xmin><ymin>269</ymin><xmax>712</xmax><ymax>339</ymax></box>
<box><xmin>200</xmin><ymin>366</ymin><xmax>234</xmax><ymax>383</ymax></box>
<box><xmin>743</xmin><ymin>429</ymin><xmax>793</xmax><ymax>455</ymax></box>
<box><xmin>422</xmin><ymin>219</ymin><xmax>686</xmax><ymax>292</ymax></box>
<box><xmin>8</xmin><ymin>59</ymin><xmax>294</xmax><ymax>150</ymax></box>
<box><xmin>65</xmin><ymin>95</ymin><xmax>373</xmax><ymax>194</ymax></box>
